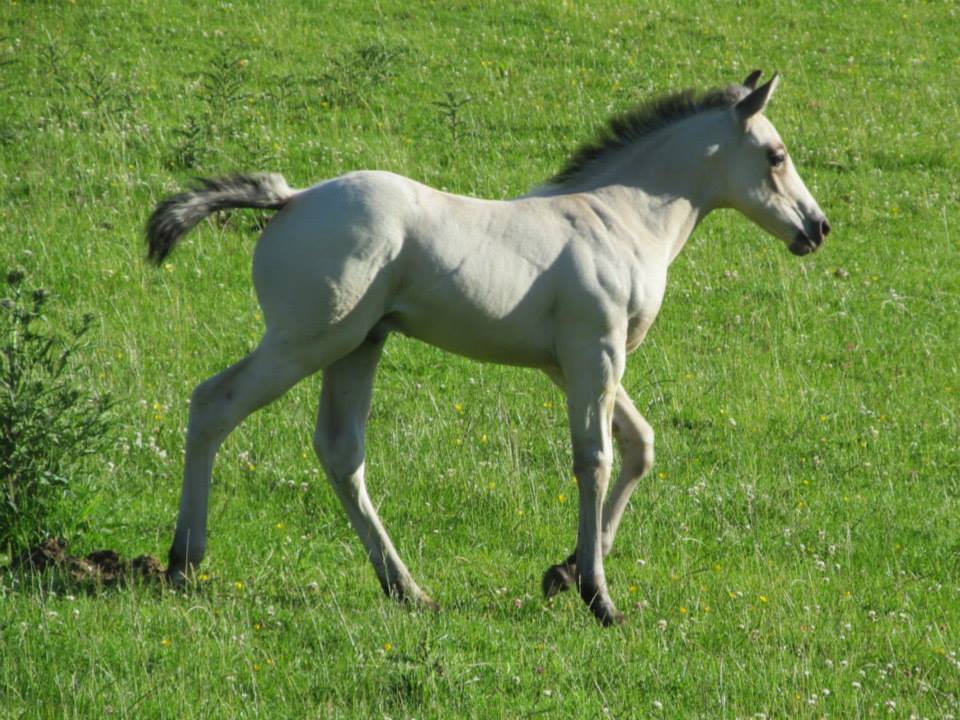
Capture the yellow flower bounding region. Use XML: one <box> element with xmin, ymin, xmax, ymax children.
<box><xmin>275</xmin><ymin>522</ymin><xmax>285</xmax><ymax>530</ymax></box>
<box><xmin>758</xmin><ymin>595</ymin><xmax>768</xmax><ymax>604</ymax></box>
<box><xmin>679</xmin><ymin>607</ymin><xmax>688</xmax><ymax>616</ymax></box>
<box><xmin>234</xmin><ymin>581</ymin><xmax>245</xmax><ymax>590</ymax></box>
<box><xmin>161</xmin><ymin>638</ymin><xmax>171</xmax><ymax>647</ymax></box>
<box><xmin>198</xmin><ymin>573</ymin><xmax>210</xmax><ymax>582</ymax></box>
<box><xmin>629</xmin><ymin>584</ymin><xmax>638</xmax><ymax>594</ymax></box>
<box><xmin>558</xmin><ymin>493</ymin><xmax>566</xmax><ymax>504</ymax></box>
<box><xmin>453</xmin><ymin>403</ymin><xmax>463</xmax><ymax>414</ymax></box>
<box><xmin>383</xmin><ymin>642</ymin><xmax>393</xmax><ymax>652</ymax></box>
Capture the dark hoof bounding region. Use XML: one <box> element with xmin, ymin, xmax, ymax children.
<box><xmin>594</xmin><ymin>606</ymin><xmax>625</xmax><ymax>627</ymax></box>
<box><xmin>417</xmin><ymin>594</ymin><xmax>441</xmax><ymax>613</ymax></box>
<box><xmin>383</xmin><ymin>581</ymin><xmax>440</xmax><ymax>612</ymax></box>
<box><xmin>164</xmin><ymin>567</ymin><xmax>189</xmax><ymax>588</ymax></box>
<box><xmin>542</xmin><ymin>561</ymin><xmax>577</xmax><ymax>599</ymax></box>
<box><xmin>580</xmin><ymin>584</ymin><xmax>624</xmax><ymax>627</ymax></box>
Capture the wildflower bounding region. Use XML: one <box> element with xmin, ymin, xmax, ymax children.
<box><xmin>383</xmin><ymin>642</ymin><xmax>393</xmax><ymax>652</ymax></box>
<box><xmin>758</xmin><ymin>595</ymin><xmax>768</xmax><ymax>604</ymax></box>
<box><xmin>199</xmin><ymin>573</ymin><xmax>210</xmax><ymax>582</ymax></box>
<box><xmin>453</xmin><ymin>403</ymin><xmax>463</xmax><ymax>414</ymax></box>
<box><xmin>275</xmin><ymin>522</ymin><xmax>284</xmax><ymax>530</ymax></box>
<box><xmin>679</xmin><ymin>607</ymin><xmax>688</xmax><ymax>616</ymax></box>
<box><xmin>629</xmin><ymin>584</ymin><xmax>638</xmax><ymax>594</ymax></box>
<box><xmin>161</xmin><ymin>638</ymin><xmax>171</xmax><ymax>647</ymax></box>
<box><xmin>558</xmin><ymin>493</ymin><xmax>566</xmax><ymax>504</ymax></box>
<box><xmin>480</xmin><ymin>433</ymin><xmax>488</xmax><ymax>444</ymax></box>
<box><xmin>234</xmin><ymin>581</ymin><xmax>245</xmax><ymax>591</ymax></box>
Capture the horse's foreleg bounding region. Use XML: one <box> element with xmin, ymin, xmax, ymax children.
<box><xmin>560</xmin><ymin>344</ymin><xmax>624</xmax><ymax>626</ymax></box>
<box><xmin>601</xmin><ymin>385</ymin><xmax>654</xmax><ymax>556</ymax></box>
<box><xmin>542</xmin><ymin>384</ymin><xmax>654</xmax><ymax>599</ymax></box>
<box><xmin>313</xmin><ymin>338</ymin><xmax>437</xmax><ymax>610</ymax></box>
<box><xmin>167</xmin><ymin>334</ymin><xmax>323</xmax><ymax>583</ymax></box>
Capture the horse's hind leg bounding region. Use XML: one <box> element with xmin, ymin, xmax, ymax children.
<box><xmin>168</xmin><ymin>332</ymin><xmax>335</xmax><ymax>582</ymax></box>
<box><xmin>313</xmin><ymin>337</ymin><xmax>437</xmax><ymax>609</ymax></box>
<box><xmin>601</xmin><ymin>386</ymin><xmax>654</xmax><ymax>556</ymax></box>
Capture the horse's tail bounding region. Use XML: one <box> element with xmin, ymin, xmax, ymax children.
<box><xmin>145</xmin><ymin>173</ymin><xmax>297</xmax><ymax>265</ymax></box>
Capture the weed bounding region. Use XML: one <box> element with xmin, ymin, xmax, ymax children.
<box><xmin>317</xmin><ymin>41</ymin><xmax>408</xmax><ymax>108</ymax></box>
<box><xmin>0</xmin><ymin>270</ymin><xmax>114</xmax><ymax>556</ymax></box>
<box><xmin>169</xmin><ymin>51</ymin><xmax>251</xmax><ymax>169</ymax></box>
<box><xmin>433</xmin><ymin>90</ymin><xmax>472</xmax><ymax>144</ymax></box>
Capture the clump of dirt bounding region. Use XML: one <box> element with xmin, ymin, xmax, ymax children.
<box><xmin>7</xmin><ymin>537</ymin><xmax>165</xmax><ymax>585</ymax></box>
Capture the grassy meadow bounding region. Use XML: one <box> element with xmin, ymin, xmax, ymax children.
<box><xmin>2</xmin><ymin>0</ymin><xmax>959</xmax><ymax>717</ymax></box>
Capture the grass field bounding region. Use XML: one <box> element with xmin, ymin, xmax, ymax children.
<box><xmin>2</xmin><ymin>1</ymin><xmax>959</xmax><ymax>717</ymax></box>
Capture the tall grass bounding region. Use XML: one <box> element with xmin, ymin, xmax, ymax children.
<box><xmin>1</xmin><ymin>1</ymin><xmax>958</xmax><ymax>717</ymax></box>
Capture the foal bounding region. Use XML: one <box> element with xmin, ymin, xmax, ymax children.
<box><xmin>147</xmin><ymin>71</ymin><xmax>829</xmax><ymax>625</ymax></box>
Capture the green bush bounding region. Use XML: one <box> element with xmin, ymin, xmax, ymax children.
<box><xmin>0</xmin><ymin>269</ymin><xmax>114</xmax><ymax>556</ymax></box>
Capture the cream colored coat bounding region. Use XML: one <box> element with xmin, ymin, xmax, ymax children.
<box><xmin>149</xmin><ymin>72</ymin><xmax>829</xmax><ymax>625</ymax></box>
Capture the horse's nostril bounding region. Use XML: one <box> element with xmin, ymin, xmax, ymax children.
<box><xmin>820</xmin><ymin>219</ymin><xmax>832</xmax><ymax>238</ymax></box>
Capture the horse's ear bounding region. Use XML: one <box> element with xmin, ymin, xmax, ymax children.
<box><xmin>742</xmin><ymin>69</ymin><xmax>763</xmax><ymax>89</ymax></box>
<box><xmin>735</xmin><ymin>72</ymin><xmax>780</xmax><ymax>122</ymax></box>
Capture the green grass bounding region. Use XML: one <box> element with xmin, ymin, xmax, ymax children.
<box><xmin>2</xmin><ymin>0</ymin><xmax>959</xmax><ymax>717</ymax></box>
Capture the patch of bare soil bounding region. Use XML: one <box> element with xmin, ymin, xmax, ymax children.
<box><xmin>7</xmin><ymin>537</ymin><xmax>164</xmax><ymax>585</ymax></box>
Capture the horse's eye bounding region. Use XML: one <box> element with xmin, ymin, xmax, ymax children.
<box><xmin>768</xmin><ymin>150</ymin><xmax>786</xmax><ymax>167</ymax></box>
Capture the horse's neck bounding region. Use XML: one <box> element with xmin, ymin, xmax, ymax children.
<box><xmin>535</xmin><ymin>124</ymin><xmax>718</xmax><ymax>266</ymax></box>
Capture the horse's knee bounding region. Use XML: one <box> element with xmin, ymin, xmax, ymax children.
<box><xmin>572</xmin><ymin>446</ymin><xmax>613</xmax><ymax>483</ymax></box>
<box><xmin>312</xmin><ymin>423</ymin><xmax>364</xmax><ymax>482</ymax></box>
<box><xmin>187</xmin><ymin>376</ymin><xmax>237</xmax><ymax>445</ymax></box>
<box><xmin>620</xmin><ymin>422</ymin><xmax>654</xmax><ymax>479</ymax></box>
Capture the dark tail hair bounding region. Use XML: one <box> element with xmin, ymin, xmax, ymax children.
<box><xmin>145</xmin><ymin>173</ymin><xmax>296</xmax><ymax>265</ymax></box>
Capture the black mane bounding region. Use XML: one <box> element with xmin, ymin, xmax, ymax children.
<box><xmin>550</xmin><ymin>84</ymin><xmax>749</xmax><ymax>186</ymax></box>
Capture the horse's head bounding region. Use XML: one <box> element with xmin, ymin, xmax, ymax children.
<box><xmin>715</xmin><ymin>72</ymin><xmax>830</xmax><ymax>256</ymax></box>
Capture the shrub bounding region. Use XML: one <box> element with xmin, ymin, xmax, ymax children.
<box><xmin>0</xmin><ymin>269</ymin><xmax>114</xmax><ymax>556</ymax></box>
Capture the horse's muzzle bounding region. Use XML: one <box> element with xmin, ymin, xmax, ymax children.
<box><xmin>789</xmin><ymin>217</ymin><xmax>831</xmax><ymax>256</ymax></box>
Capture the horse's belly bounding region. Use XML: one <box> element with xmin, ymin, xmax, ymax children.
<box><xmin>388</xmin><ymin>304</ymin><xmax>556</xmax><ymax>367</ymax></box>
